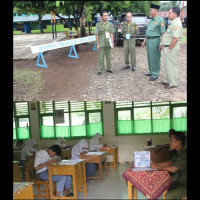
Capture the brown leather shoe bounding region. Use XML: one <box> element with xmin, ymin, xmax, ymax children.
<box><xmin>158</xmin><ymin>81</ymin><xmax>169</xmax><ymax>86</ymax></box>
<box><xmin>164</xmin><ymin>85</ymin><xmax>177</xmax><ymax>89</ymax></box>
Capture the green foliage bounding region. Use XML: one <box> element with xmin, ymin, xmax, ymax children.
<box><xmin>160</xmin><ymin>1</ymin><xmax>183</xmax><ymax>11</ymax></box>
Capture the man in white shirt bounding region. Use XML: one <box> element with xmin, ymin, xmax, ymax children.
<box><xmin>34</xmin><ymin>145</ymin><xmax>73</xmax><ymax>197</ymax></box>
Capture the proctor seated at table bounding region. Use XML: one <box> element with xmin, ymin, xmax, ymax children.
<box><xmin>151</xmin><ymin>131</ymin><xmax>187</xmax><ymax>199</ymax></box>
<box><xmin>34</xmin><ymin>144</ymin><xmax>73</xmax><ymax>197</ymax></box>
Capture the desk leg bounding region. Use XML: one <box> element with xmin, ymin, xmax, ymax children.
<box><xmin>99</xmin><ymin>161</ymin><xmax>102</xmax><ymax>182</ymax></box>
<box><xmin>48</xmin><ymin>173</ymin><xmax>53</xmax><ymax>199</ymax></box>
<box><xmin>105</xmin><ymin>158</ymin><xmax>108</xmax><ymax>176</ymax></box>
<box><xmin>83</xmin><ymin>162</ymin><xmax>87</xmax><ymax>197</ymax></box>
<box><xmin>128</xmin><ymin>181</ymin><xmax>133</xmax><ymax>199</ymax></box>
<box><xmin>116</xmin><ymin>149</ymin><xmax>119</xmax><ymax>167</ymax></box>
<box><xmin>133</xmin><ymin>185</ymin><xmax>137</xmax><ymax>199</ymax></box>
<box><xmin>113</xmin><ymin>152</ymin><xmax>116</xmax><ymax>169</ymax></box>
<box><xmin>72</xmin><ymin>173</ymin><xmax>77</xmax><ymax>199</ymax></box>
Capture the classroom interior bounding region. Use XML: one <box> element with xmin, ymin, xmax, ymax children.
<box><xmin>13</xmin><ymin>101</ymin><xmax>187</xmax><ymax>199</ymax></box>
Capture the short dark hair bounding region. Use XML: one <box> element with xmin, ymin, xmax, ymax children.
<box><xmin>49</xmin><ymin>145</ymin><xmax>61</xmax><ymax>156</ymax></box>
<box><xmin>173</xmin><ymin>131</ymin><xmax>186</xmax><ymax>146</ymax></box>
<box><xmin>100</xmin><ymin>10</ymin><xmax>107</xmax><ymax>16</ymax></box>
<box><xmin>169</xmin><ymin>129</ymin><xmax>175</xmax><ymax>133</ymax></box>
<box><xmin>171</xmin><ymin>6</ymin><xmax>180</xmax><ymax>17</ymax></box>
<box><xmin>16</xmin><ymin>140</ymin><xmax>23</xmax><ymax>146</ymax></box>
<box><xmin>126</xmin><ymin>11</ymin><xmax>133</xmax><ymax>16</ymax></box>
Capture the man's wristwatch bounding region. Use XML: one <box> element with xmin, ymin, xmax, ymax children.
<box><xmin>168</xmin><ymin>49</ymin><xmax>171</xmax><ymax>53</ymax></box>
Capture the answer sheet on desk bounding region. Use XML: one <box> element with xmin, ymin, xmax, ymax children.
<box><xmin>86</xmin><ymin>152</ymin><xmax>105</xmax><ymax>155</ymax></box>
<box><xmin>132</xmin><ymin>167</ymin><xmax>159</xmax><ymax>172</ymax></box>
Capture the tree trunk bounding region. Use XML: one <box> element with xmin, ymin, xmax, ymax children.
<box><xmin>88</xmin><ymin>21</ymin><xmax>91</xmax><ymax>35</ymax></box>
<box><xmin>80</xmin><ymin>5</ymin><xmax>86</xmax><ymax>37</ymax></box>
<box><xmin>38</xmin><ymin>14</ymin><xmax>43</xmax><ymax>33</ymax></box>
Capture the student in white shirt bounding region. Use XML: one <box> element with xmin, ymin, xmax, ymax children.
<box><xmin>34</xmin><ymin>145</ymin><xmax>73</xmax><ymax>197</ymax></box>
<box><xmin>55</xmin><ymin>137</ymin><xmax>67</xmax><ymax>148</ymax></box>
<box><xmin>89</xmin><ymin>133</ymin><xmax>106</xmax><ymax>151</ymax></box>
<box><xmin>20</xmin><ymin>138</ymin><xmax>37</xmax><ymax>167</ymax></box>
<box><xmin>71</xmin><ymin>139</ymin><xmax>96</xmax><ymax>180</ymax></box>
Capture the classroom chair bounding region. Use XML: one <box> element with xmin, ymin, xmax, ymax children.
<box><xmin>13</xmin><ymin>161</ymin><xmax>21</xmax><ymax>182</ymax></box>
<box><xmin>26</xmin><ymin>161</ymin><xmax>56</xmax><ymax>199</ymax></box>
<box><xmin>163</xmin><ymin>190</ymin><xmax>187</xmax><ymax>200</ymax></box>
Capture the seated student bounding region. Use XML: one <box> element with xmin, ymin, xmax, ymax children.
<box><xmin>71</xmin><ymin>139</ymin><xmax>96</xmax><ymax>181</ymax></box>
<box><xmin>168</xmin><ymin>129</ymin><xmax>177</xmax><ymax>160</ymax></box>
<box><xmin>168</xmin><ymin>129</ymin><xmax>175</xmax><ymax>138</ymax></box>
<box><xmin>34</xmin><ymin>144</ymin><xmax>73</xmax><ymax>197</ymax></box>
<box><xmin>13</xmin><ymin>140</ymin><xmax>24</xmax><ymax>151</ymax></box>
<box><xmin>151</xmin><ymin>131</ymin><xmax>187</xmax><ymax>199</ymax></box>
<box><xmin>89</xmin><ymin>133</ymin><xmax>106</xmax><ymax>151</ymax></box>
<box><xmin>55</xmin><ymin>137</ymin><xmax>67</xmax><ymax>148</ymax></box>
<box><xmin>20</xmin><ymin>138</ymin><xmax>37</xmax><ymax>167</ymax></box>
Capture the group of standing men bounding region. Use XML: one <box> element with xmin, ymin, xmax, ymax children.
<box><xmin>94</xmin><ymin>4</ymin><xmax>183</xmax><ymax>89</ymax></box>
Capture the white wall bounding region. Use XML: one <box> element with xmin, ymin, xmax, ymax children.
<box><xmin>25</xmin><ymin>101</ymin><xmax>170</xmax><ymax>163</ymax></box>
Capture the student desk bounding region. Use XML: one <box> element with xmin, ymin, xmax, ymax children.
<box><xmin>26</xmin><ymin>155</ymin><xmax>35</xmax><ymax>162</ymax></box>
<box><xmin>48</xmin><ymin>159</ymin><xmax>87</xmax><ymax>199</ymax></box>
<box><xmin>13</xmin><ymin>161</ymin><xmax>21</xmax><ymax>182</ymax></box>
<box><xmin>80</xmin><ymin>152</ymin><xmax>107</xmax><ymax>182</ymax></box>
<box><xmin>98</xmin><ymin>146</ymin><xmax>118</xmax><ymax>169</ymax></box>
<box><xmin>61</xmin><ymin>148</ymin><xmax>72</xmax><ymax>160</ymax></box>
<box><xmin>13</xmin><ymin>182</ymin><xmax>34</xmax><ymax>199</ymax></box>
<box><xmin>122</xmin><ymin>165</ymin><xmax>173</xmax><ymax>199</ymax></box>
<box><xmin>13</xmin><ymin>150</ymin><xmax>21</xmax><ymax>161</ymax></box>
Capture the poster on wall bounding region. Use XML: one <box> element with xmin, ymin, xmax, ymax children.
<box><xmin>54</xmin><ymin>109</ymin><xmax>65</xmax><ymax>124</ymax></box>
<box><xmin>134</xmin><ymin>151</ymin><xmax>150</xmax><ymax>168</ymax></box>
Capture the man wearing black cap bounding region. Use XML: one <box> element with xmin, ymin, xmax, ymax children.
<box><xmin>141</xmin><ymin>3</ymin><xmax>165</xmax><ymax>81</ymax></box>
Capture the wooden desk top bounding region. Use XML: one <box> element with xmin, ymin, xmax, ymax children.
<box><xmin>98</xmin><ymin>146</ymin><xmax>118</xmax><ymax>151</ymax></box>
<box><xmin>13</xmin><ymin>182</ymin><xmax>33</xmax><ymax>195</ymax></box>
<box><xmin>52</xmin><ymin>159</ymin><xmax>85</xmax><ymax>166</ymax></box>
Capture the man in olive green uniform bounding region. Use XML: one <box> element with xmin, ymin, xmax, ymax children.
<box><xmin>151</xmin><ymin>131</ymin><xmax>187</xmax><ymax>199</ymax></box>
<box><xmin>94</xmin><ymin>10</ymin><xmax>114</xmax><ymax>75</ymax></box>
<box><xmin>141</xmin><ymin>4</ymin><xmax>165</xmax><ymax>81</ymax></box>
<box><xmin>121</xmin><ymin>11</ymin><xmax>138</xmax><ymax>71</ymax></box>
<box><xmin>159</xmin><ymin>7</ymin><xmax>183</xmax><ymax>89</ymax></box>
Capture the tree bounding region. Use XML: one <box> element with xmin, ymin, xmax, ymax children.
<box><xmin>160</xmin><ymin>1</ymin><xmax>183</xmax><ymax>11</ymax></box>
<box><xmin>85</xmin><ymin>4</ymin><xmax>93</xmax><ymax>35</ymax></box>
<box><xmin>13</xmin><ymin>1</ymin><xmax>49</xmax><ymax>33</ymax></box>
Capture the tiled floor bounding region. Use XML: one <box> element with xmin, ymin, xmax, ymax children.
<box><xmin>28</xmin><ymin>163</ymin><xmax>164</xmax><ymax>199</ymax></box>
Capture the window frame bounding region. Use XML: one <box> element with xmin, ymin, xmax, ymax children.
<box><xmin>114</xmin><ymin>101</ymin><xmax>187</xmax><ymax>136</ymax></box>
<box><xmin>13</xmin><ymin>101</ymin><xmax>31</xmax><ymax>140</ymax></box>
<box><xmin>38</xmin><ymin>101</ymin><xmax>104</xmax><ymax>140</ymax></box>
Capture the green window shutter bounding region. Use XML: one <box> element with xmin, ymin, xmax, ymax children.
<box><xmin>70</xmin><ymin>101</ymin><xmax>85</xmax><ymax>111</ymax></box>
<box><xmin>39</xmin><ymin>101</ymin><xmax>53</xmax><ymax>114</ymax></box>
<box><xmin>55</xmin><ymin>101</ymin><xmax>69</xmax><ymax>112</ymax></box>
<box><xmin>86</xmin><ymin>101</ymin><xmax>102</xmax><ymax>110</ymax></box>
<box><xmin>14</xmin><ymin>102</ymin><xmax>29</xmax><ymax>116</ymax></box>
<box><xmin>115</xmin><ymin>101</ymin><xmax>132</xmax><ymax>108</ymax></box>
<box><xmin>133</xmin><ymin>101</ymin><xmax>151</xmax><ymax>107</ymax></box>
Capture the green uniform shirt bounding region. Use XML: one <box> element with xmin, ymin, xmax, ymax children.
<box><xmin>170</xmin><ymin>146</ymin><xmax>187</xmax><ymax>185</ymax></box>
<box><xmin>122</xmin><ymin>21</ymin><xmax>138</xmax><ymax>37</ymax></box>
<box><xmin>94</xmin><ymin>21</ymin><xmax>115</xmax><ymax>48</ymax></box>
<box><xmin>145</xmin><ymin>15</ymin><xmax>165</xmax><ymax>37</ymax></box>
<box><xmin>163</xmin><ymin>17</ymin><xmax>183</xmax><ymax>46</ymax></box>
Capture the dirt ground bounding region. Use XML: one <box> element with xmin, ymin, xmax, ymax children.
<box><xmin>13</xmin><ymin>37</ymin><xmax>187</xmax><ymax>101</ymax></box>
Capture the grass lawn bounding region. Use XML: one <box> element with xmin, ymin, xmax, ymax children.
<box><xmin>13</xmin><ymin>67</ymin><xmax>44</xmax><ymax>100</ymax></box>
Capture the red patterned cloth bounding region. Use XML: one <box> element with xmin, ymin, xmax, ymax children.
<box><xmin>122</xmin><ymin>165</ymin><xmax>173</xmax><ymax>200</ymax></box>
